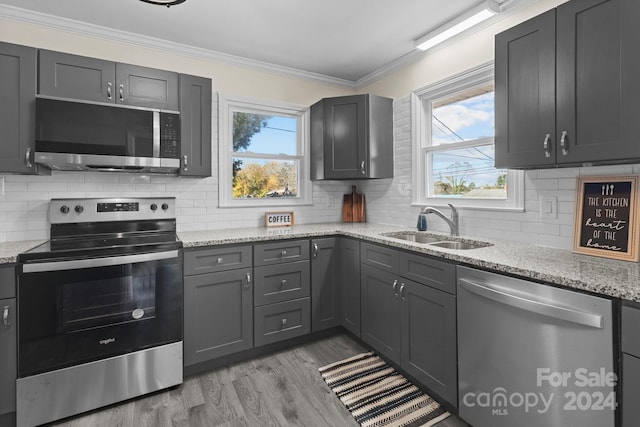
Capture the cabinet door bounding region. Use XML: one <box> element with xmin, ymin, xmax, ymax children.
<box><xmin>0</xmin><ymin>42</ymin><xmax>37</xmax><ymax>174</ymax></box>
<box><xmin>311</xmin><ymin>238</ymin><xmax>340</xmax><ymax>332</ymax></box>
<box><xmin>623</xmin><ymin>353</ymin><xmax>640</xmax><ymax>427</ymax></box>
<box><xmin>322</xmin><ymin>95</ymin><xmax>367</xmax><ymax>179</ymax></box>
<box><xmin>38</xmin><ymin>50</ymin><xmax>115</xmax><ymax>103</ymax></box>
<box><xmin>557</xmin><ymin>0</ymin><xmax>640</xmax><ymax>164</ymax></box>
<box><xmin>115</xmin><ymin>63</ymin><xmax>179</xmax><ymax>110</ymax></box>
<box><xmin>0</xmin><ymin>298</ymin><xmax>16</xmax><ymax>416</ymax></box>
<box><xmin>340</xmin><ymin>238</ymin><xmax>361</xmax><ymax>337</ymax></box>
<box><xmin>179</xmin><ymin>74</ymin><xmax>212</xmax><ymax>177</ymax></box>
<box><xmin>400</xmin><ymin>280</ymin><xmax>457</xmax><ymax>407</ymax></box>
<box><xmin>184</xmin><ymin>268</ymin><xmax>253</xmax><ymax>366</ymax></box>
<box><xmin>495</xmin><ymin>10</ymin><xmax>556</xmax><ymax>168</ymax></box>
<box><xmin>361</xmin><ymin>264</ymin><xmax>401</xmax><ymax>362</ymax></box>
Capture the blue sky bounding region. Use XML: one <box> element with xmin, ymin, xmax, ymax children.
<box><xmin>238</xmin><ymin>115</ymin><xmax>297</xmax><ymax>155</ymax></box>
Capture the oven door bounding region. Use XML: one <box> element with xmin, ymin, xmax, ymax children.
<box><xmin>18</xmin><ymin>250</ymin><xmax>182</xmax><ymax>378</ymax></box>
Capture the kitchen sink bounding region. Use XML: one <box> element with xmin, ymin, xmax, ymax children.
<box><xmin>428</xmin><ymin>241</ymin><xmax>487</xmax><ymax>250</ymax></box>
<box><xmin>381</xmin><ymin>231</ymin><xmax>492</xmax><ymax>250</ymax></box>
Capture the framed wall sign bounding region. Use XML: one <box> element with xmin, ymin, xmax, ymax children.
<box><xmin>573</xmin><ymin>175</ymin><xmax>639</xmax><ymax>261</ymax></box>
<box><xmin>265</xmin><ymin>211</ymin><xmax>294</xmax><ymax>227</ymax></box>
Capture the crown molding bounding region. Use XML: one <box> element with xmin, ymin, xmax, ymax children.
<box><xmin>0</xmin><ymin>4</ymin><xmax>357</xmax><ymax>89</ymax></box>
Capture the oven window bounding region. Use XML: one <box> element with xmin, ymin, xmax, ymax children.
<box><xmin>59</xmin><ymin>263</ymin><xmax>157</xmax><ymax>333</ymax></box>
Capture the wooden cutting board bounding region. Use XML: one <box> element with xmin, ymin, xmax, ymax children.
<box><xmin>342</xmin><ymin>185</ymin><xmax>366</xmax><ymax>223</ymax></box>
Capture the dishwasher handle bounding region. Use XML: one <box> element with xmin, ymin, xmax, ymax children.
<box><xmin>458</xmin><ymin>278</ymin><xmax>603</xmax><ymax>329</ymax></box>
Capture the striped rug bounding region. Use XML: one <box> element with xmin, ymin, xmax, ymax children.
<box><xmin>319</xmin><ymin>352</ymin><xmax>450</xmax><ymax>427</ymax></box>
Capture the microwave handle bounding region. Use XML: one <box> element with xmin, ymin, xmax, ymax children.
<box><xmin>183</xmin><ymin>155</ymin><xmax>188</xmax><ymax>172</ymax></box>
<box><xmin>22</xmin><ymin>250</ymin><xmax>179</xmax><ymax>273</ymax></box>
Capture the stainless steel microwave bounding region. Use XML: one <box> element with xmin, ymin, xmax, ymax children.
<box><xmin>35</xmin><ymin>97</ymin><xmax>180</xmax><ymax>173</ymax></box>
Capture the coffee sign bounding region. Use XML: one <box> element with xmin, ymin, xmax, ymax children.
<box><xmin>573</xmin><ymin>176</ymin><xmax>639</xmax><ymax>261</ymax></box>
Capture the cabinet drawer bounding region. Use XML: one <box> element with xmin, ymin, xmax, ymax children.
<box><xmin>254</xmin><ymin>240</ymin><xmax>309</xmax><ymax>266</ymax></box>
<box><xmin>0</xmin><ymin>266</ymin><xmax>15</xmax><ymax>300</ymax></box>
<box><xmin>254</xmin><ymin>298</ymin><xmax>310</xmax><ymax>347</ymax></box>
<box><xmin>184</xmin><ymin>246</ymin><xmax>252</xmax><ymax>275</ymax></box>
<box><xmin>254</xmin><ymin>261</ymin><xmax>310</xmax><ymax>306</ymax></box>
<box><xmin>622</xmin><ymin>304</ymin><xmax>640</xmax><ymax>357</ymax></box>
<box><xmin>399</xmin><ymin>253</ymin><xmax>456</xmax><ymax>294</ymax></box>
<box><xmin>361</xmin><ymin>242</ymin><xmax>399</xmax><ymax>273</ymax></box>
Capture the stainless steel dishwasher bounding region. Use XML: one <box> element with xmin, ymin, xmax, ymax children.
<box><xmin>457</xmin><ymin>266</ymin><xmax>615</xmax><ymax>427</ymax></box>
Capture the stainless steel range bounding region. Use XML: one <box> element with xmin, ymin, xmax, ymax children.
<box><xmin>16</xmin><ymin>197</ymin><xmax>183</xmax><ymax>427</ymax></box>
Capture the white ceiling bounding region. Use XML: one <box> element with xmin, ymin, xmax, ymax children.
<box><xmin>0</xmin><ymin>0</ymin><xmax>509</xmax><ymax>85</ymax></box>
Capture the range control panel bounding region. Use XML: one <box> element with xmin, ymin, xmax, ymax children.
<box><xmin>49</xmin><ymin>198</ymin><xmax>176</xmax><ymax>224</ymax></box>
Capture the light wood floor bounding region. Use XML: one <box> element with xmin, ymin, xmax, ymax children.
<box><xmin>49</xmin><ymin>334</ymin><xmax>470</xmax><ymax>427</ymax></box>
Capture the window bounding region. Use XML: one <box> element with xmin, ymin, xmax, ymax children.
<box><xmin>411</xmin><ymin>63</ymin><xmax>523</xmax><ymax>210</ymax></box>
<box><xmin>219</xmin><ymin>95</ymin><xmax>311</xmax><ymax>207</ymax></box>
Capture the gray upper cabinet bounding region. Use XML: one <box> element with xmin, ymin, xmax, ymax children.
<box><xmin>0</xmin><ymin>42</ymin><xmax>37</xmax><ymax>174</ymax></box>
<box><xmin>496</xmin><ymin>0</ymin><xmax>640</xmax><ymax>168</ymax></box>
<box><xmin>311</xmin><ymin>94</ymin><xmax>393</xmax><ymax>180</ymax></box>
<box><xmin>179</xmin><ymin>74</ymin><xmax>212</xmax><ymax>177</ymax></box>
<box><xmin>311</xmin><ymin>238</ymin><xmax>341</xmax><ymax>332</ymax></box>
<box><xmin>38</xmin><ymin>50</ymin><xmax>179</xmax><ymax>110</ymax></box>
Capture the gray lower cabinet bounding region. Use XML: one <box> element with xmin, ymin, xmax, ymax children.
<box><xmin>253</xmin><ymin>240</ymin><xmax>311</xmax><ymax>346</ymax></box>
<box><xmin>311</xmin><ymin>238</ymin><xmax>341</xmax><ymax>332</ymax></box>
<box><xmin>621</xmin><ymin>304</ymin><xmax>640</xmax><ymax>426</ymax></box>
<box><xmin>360</xmin><ymin>242</ymin><xmax>458</xmax><ymax>407</ymax></box>
<box><xmin>183</xmin><ymin>246</ymin><xmax>253</xmax><ymax>366</ymax></box>
<box><xmin>0</xmin><ymin>266</ymin><xmax>16</xmax><ymax>418</ymax></box>
<box><xmin>340</xmin><ymin>238</ymin><xmax>361</xmax><ymax>337</ymax></box>
<box><xmin>179</xmin><ymin>74</ymin><xmax>212</xmax><ymax>177</ymax></box>
<box><xmin>38</xmin><ymin>49</ymin><xmax>179</xmax><ymax>110</ymax></box>
<box><xmin>0</xmin><ymin>42</ymin><xmax>37</xmax><ymax>174</ymax></box>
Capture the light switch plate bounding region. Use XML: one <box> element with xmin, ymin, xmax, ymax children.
<box><xmin>540</xmin><ymin>196</ymin><xmax>557</xmax><ymax>219</ymax></box>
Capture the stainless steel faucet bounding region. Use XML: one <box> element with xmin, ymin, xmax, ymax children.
<box><xmin>421</xmin><ymin>204</ymin><xmax>459</xmax><ymax>236</ymax></box>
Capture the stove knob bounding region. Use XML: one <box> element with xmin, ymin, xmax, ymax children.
<box><xmin>60</xmin><ymin>205</ymin><xmax>70</xmax><ymax>214</ymax></box>
<box><xmin>75</xmin><ymin>205</ymin><xmax>84</xmax><ymax>214</ymax></box>
<box><xmin>161</xmin><ymin>203</ymin><xmax>169</xmax><ymax>210</ymax></box>
<box><xmin>150</xmin><ymin>203</ymin><xmax>158</xmax><ymax>211</ymax></box>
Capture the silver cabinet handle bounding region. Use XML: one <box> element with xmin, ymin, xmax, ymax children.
<box><xmin>543</xmin><ymin>133</ymin><xmax>551</xmax><ymax>158</ymax></box>
<box><xmin>399</xmin><ymin>283</ymin><xmax>406</xmax><ymax>301</ymax></box>
<box><xmin>119</xmin><ymin>84</ymin><xmax>124</xmax><ymax>102</ymax></box>
<box><xmin>107</xmin><ymin>82</ymin><xmax>112</xmax><ymax>100</ymax></box>
<box><xmin>560</xmin><ymin>130</ymin><xmax>569</xmax><ymax>156</ymax></box>
<box><xmin>313</xmin><ymin>243</ymin><xmax>319</xmax><ymax>259</ymax></box>
<box><xmin>392</xmin><ymin>279</ymin><xmax>398</xmax><ymax>297</ymax></box>
<box><xmin>217</xmin><ymin>257</ymin><xmax>223</xmax><ymax>264</ymax></box>
<box><xmin>281</xmin><ymin>250</ymin><xmax>287</xmax><ymax>257</ymax></box>
<box><xmin>281</xmin><ymin>318</ymin><xmax>287</xmax><ymax>327</ymax></box>
<box><xmin>360</xmin><ymin>160</ymin><xmax>366</xmax><ymax>175</ymax></box>
<box><xmin>245</xmin><ymin>272</ymin><xmax>251</xmax><ymax>290</ymax></box>
<box><xmin>458</xmin><ymin>278</ymin><xmax>603</xmax><ymax>328</ymax></box>
<box><xmin>281</xmin><ymin>279</ymin><xmax>287</xmax><ymax>288</ymax></box>
<box><xmin>2</xmin><ymin>305</ymin><xmax>10</xmax><ymax>328</ymax></box>
<box><xmin>183</xmin><ymin>155</ymin><xmax>188</xmax><ymax>171</ymax></box>
<box><xmin>25</xmin><ymin>148</ymin><xmax>33</xmax><ymax>168</ymax></box>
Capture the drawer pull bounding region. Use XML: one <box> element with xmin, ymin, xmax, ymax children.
<box><xmin>2</xmin><ymin>305</ymin><xmax>10</xmax><ymax>328</ymax></box>
<box><xmin>217</xmin><ymin>257</ymin><xmax>223</xmax><ymax>264</ymax></box>
<box><xmin>281</xmin><ymin>250</ymin><xmax>287</xmax><ymax>257</ymax></box>
<box><xmin>281</xmin><ymin>279</ymin><xmax>287</xmax><ymax>288</ymax></box>
<box><xmin>281</xmin><ymin>318</ymin><xmax>287</xmax><ymax>327</ymax></box>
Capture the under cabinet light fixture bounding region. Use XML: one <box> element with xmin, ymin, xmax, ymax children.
<box><xmin>139</xmin><ymin>0</ymin><xmax>186</xmax><ymax>7</ymax></box>
<box><xmin>415</xmin><ymin>0</ymin><xmax>501</xmax><ymax>51</ymax></box>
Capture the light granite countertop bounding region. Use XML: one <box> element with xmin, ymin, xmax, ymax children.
<box><xmin>180</xmin><ymin>222</ymin><xmax>640</xmax><ymax>303</ymax></box>
<box><xmin>3</xmin><ymin>223</ymin><xmax>639</xmax><ymax>302</ymax></box>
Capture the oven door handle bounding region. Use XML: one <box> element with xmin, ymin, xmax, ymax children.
<box><xmin>22</xmin><ymin>250</ymin><xmax>179</xmax><ymax>273</ymax></box>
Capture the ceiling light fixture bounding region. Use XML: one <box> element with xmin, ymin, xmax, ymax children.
<box><xmin>139</xmin><ymin>0</ymin><xmax>186</xmax><ymax>7</ymax></box>
<box><xmin>415</xmin><ymin>0</ymin><xmax>501</xmax><ymax>51</ymax></box>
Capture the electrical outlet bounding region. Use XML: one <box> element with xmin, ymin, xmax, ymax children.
<box><xmin>540</xmin><ymin>197</ymin><xmax>557</xmax><ymax>219</ymax></box>
<box><xmin>328</xmin><ymin>194</ymin><xmax>335</xmax><ymax>207</ymax></box>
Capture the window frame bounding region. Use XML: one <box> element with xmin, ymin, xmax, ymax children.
<box><xmin>219</xmin><ymin>93</ymin><xmax>312</xmax><ymax>208</ymax></box>
<box><xmin>411</xmin><ymin>62</ymin><xmax>524</xmax><ymax>211</ymax></box>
